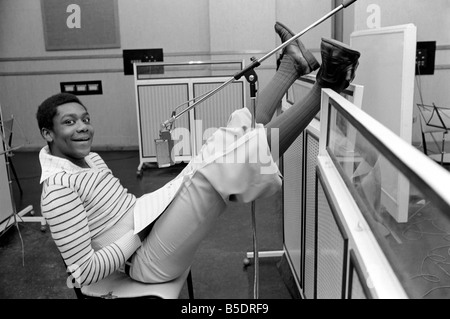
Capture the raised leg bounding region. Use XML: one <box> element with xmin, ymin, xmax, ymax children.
<box><xmin>266</xmin><ymin>37</ymin><xmax>361</xmax><ymax>159</ymax></box>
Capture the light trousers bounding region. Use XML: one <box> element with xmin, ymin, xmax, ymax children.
<box><xmin>129</xmin><ymin>108</ymin><xmax>282</xmax><ymax>283</ymax></box>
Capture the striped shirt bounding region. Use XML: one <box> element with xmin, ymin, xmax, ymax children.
<box><xmin>39</xmin><ymin>146</ymin><xmax>141</xmax><ymax>287</ymax></box>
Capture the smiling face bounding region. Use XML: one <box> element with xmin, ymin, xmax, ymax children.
<box><xmin>41</xmin><ymin>102</ymin><xmax>94</xmax><ymax>167</ymax></box>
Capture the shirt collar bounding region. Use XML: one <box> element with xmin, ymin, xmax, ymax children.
<box><xmin>39</xmin><ymin>146</ymin><xmax>94</xmax><ymax>184</ymax></box>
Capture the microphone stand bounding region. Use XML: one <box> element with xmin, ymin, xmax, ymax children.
<box><xmin>242</xmin><ymin>66</ymin><xmax>259</xmax><ymax>298</ymax></box>
<box><xmin>158</xmin><ymin>0</ymin><xmax>358</xmax><ymax>298</ymax></box>
<box><xmin>160</xmin><ymin>0</ymin><xmax>357</xmax><ymax>131</ymax></box>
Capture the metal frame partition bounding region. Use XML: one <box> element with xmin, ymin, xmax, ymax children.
<box><xmin>317</xmin><ymin>89</ymin><xmax>450</xmax><ymax>299</ymax></box>
<box><xmin>280</xmin><ymin>75</ymin><xmax>363</xmax><ymax>299</ymax></box>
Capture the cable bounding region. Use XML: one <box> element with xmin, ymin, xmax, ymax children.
<box><xmin>405</xmin><ymin>203</ymin><xmax>450</xmax><ymax>298</ymax></box>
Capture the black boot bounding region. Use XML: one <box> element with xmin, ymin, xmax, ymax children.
<box><xmin>316</xmin><ymin>38</ymin><xmax>361</xmax><ymax>93</ymax></box>
<box><xmin>275</xmin><ymin>22</ymin><xmax>320</xmax><ymax>75</ymax></box>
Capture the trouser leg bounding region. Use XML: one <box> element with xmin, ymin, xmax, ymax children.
<box><xmin>130</xmin><ymin>173</ymin><xmax>227</xmax><ymax>283</ymax></box>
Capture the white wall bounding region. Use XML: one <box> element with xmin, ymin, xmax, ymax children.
<box><xmin>0</xmin><ymin>0</ymin><xmax>210</xmax><ymax>151</ymax></box>
<box><xmin>7</xmin><ymin>1</ymin><xmax>445</xmax><ymax>150</ymax></box>
<box><xmin>353</xmin><ymin>0</ymin><xmax>450</xmax><ymax>145</ymax></box>
<box><xmin>0</xmin><ymin>0</ymin><xmax>337</xmax><ymax>151</ymax></box>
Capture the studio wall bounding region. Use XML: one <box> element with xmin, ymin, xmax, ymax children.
<box><xmin>0</xmin><ymin>0</ymin><xmax>363</xmax><ymax>151</ymax></box>
<box><xmin>353</xmin><ymin>0</ymin><xmax>450</xmax><ymax>145</ymax></box>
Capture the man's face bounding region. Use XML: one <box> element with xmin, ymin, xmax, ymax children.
<box><xmin>45</xmin><ymin>102</ymin><xmax>94</xmax><ymax>165</ymax></box>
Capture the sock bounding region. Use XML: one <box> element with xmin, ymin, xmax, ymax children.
<box><xmin>264</xmin><ymin>39</ymin><xmax>360</xmax><ymax>160</ymax></box>
<box><xmin>265</xmin><ymin>83</ymin><xmax>322</xmax><ymax>160</ymax></box>
<box><xmin>254</xmin><ymin>55</ymin><xmax>304</xmax><ymax>125</ymax></box>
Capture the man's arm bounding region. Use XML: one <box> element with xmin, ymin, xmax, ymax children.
<box><xmin>41</xmin><ymin>184</ymin><xmax>141</xmax><ymax>287</ymax></box>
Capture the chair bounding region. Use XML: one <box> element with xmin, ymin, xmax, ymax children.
<box><xmin>1</xmin><ymin>117</ymin><xmax>23</xmax><ymax>195</ymax></box>
<box><xmin>416</xmin><ymin>103</ymin><xmax>450</xmax><ymax>165</ymax></box>
<box><xmin>69</xmin><ymin>266</ymin><xmax>194</xmax><ymax>299</ymax></box>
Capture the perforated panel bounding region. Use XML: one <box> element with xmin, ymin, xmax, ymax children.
<box><xmin>282</xmin><ymin>132</ymin><xmax>304</xmax><ymax>286</ymax></box>
<box><xmin>303</xmin><ymin>132</ymin><xmax>319</xmax><ymax>299</ymax></box>
<box><xmin>316</xmin><ymin>175</ymin><xmax>347</xmax><ymax>299</ymax></box>
<box><xmin>193</xmin><ymin>82</ymin><xmax>244</xmax><ymax>147</ymax></box>
<box><xmin>138</xmin><ymin>84</ymin><xmax>191</xmax><ymax>157</ymax></box>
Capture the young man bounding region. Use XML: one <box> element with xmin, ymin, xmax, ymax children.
<box><xmin>37</xmin><ymin>22</ymin><xmax>360</xmax><ymax>286</ymax></box>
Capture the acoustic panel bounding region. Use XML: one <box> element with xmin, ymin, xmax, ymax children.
<box><xmin>193</xmin><ymin>82</ymin><xmax>244</xmax><ymax>149</ymax></box>
<box><xmin>316</xmin><ymin>172</ymin><xmax>348</xmax><ymax>299</ymax></box>
<box><xmin>303</xmin><ymin>132</ymin><xmax>320</xmax><ymax>299</ymax></box>
<box><xmin>137</xmin><ymin>84</ymin><xmax>191</xmax><ymax>157</ymax></box>
<box><xmin>282</xmin><ymin>132</ymin><xmax>304</xmax><ymax>287</ymax></box>
<box><xmin>351</xmin><ymin>25</ymin><xmax>416</xmax><ymax>223</ymax></box>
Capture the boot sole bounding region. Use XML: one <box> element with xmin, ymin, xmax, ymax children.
<box><xmin>321</xmin><ymin>38</ymin><xmax>361</xmax><ymax>58</ymax></box>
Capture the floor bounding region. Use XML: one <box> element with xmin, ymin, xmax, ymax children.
<box><xmin>0</xmin><ymin>151</ymin><xmax>293</xmax><ymax>299</ymax></box>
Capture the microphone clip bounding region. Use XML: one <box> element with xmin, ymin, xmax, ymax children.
<box><xmin>155</xmin><ymin>112</ymin><xmax>176</xmax><ymax>168</ymax></box>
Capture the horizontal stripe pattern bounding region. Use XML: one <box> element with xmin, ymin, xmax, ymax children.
<box><xmin>40</xmin><ymin>152</ymin><xmax>139</xmax><ymax>286</ymax></box>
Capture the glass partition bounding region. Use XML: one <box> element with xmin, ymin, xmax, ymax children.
<box><xmin>135</xmin><ymin>60</ymin><xmax>244</xmax><ymax>80</ymax></box>
<box><xmin>323</xmin><ymin>91</ymin><xmax>450</xmax><ymax>299</ymax></box>
<box><xmin>286</xmin><ymin>74</ymin><xmax>364</xmax><ymax>120</ymax></box>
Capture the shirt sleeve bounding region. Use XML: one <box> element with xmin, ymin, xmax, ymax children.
<box><xmin>41</xmin><ymin>183</ymin><xmax>141</xmax><ymax>287</ymax></box>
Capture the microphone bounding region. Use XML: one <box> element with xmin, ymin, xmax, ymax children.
<box><xmin>154</xmin><ymin>112</ymin><xmax>175</xmax><ymax>168</ymax></box>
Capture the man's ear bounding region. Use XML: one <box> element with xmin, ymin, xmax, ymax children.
<box><xmin>41</xmin><ymin>128</ymin><xmax>54</xmax><ymax>143</ymax></box>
